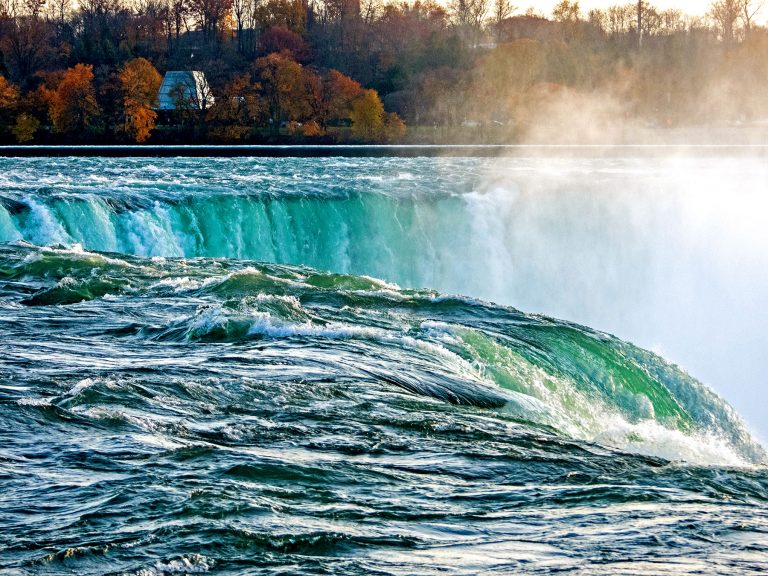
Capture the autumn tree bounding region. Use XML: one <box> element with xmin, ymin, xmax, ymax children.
<box><xmin>206</xmin><ymin>74</ymin><xmax>261</xmax><ymax>140</ymax></box>
<box><xmin>552</xmin><ymin>0</ymin><xmax>582</xmax><ymax>42</ymax></box>
<box><xmin>45</xmin><ymin>64</ymin><xmax>102</xmax><ymax>136</ymax></box>
<box><xmin>470</xmin><ymin>39</ymin><xmax>544</xmax><ymax>125</ymax></box>
<box><xmin>128</xmin><ymin>0</ymin><xmax>169</xmax><ymax>57</ymax></box>
<box><xmin>255</xmin><ymin>51</ymin><xmax>309</xmax><ymax>132</ymax></box>
<box><xmin>258</xmin><ymin>25</ymin><xmax>311</xmax><ymax>62</ymax></box>
<box><xmin>310</xmin><ymin>69</ymin><xmax>362</xmax><ymax>130</ymax></box>
<box><xmin>0</xmin><ymin>0</ymin><xmax>763</xmax><ymax>145</ymax></box>
<box><xmin>260</xmin><ymin>0</ymin><xmax>307</xmax><ymax>32</ymax></box>
<box><xmin>0</xmin><ymin>75</ymin><xmax>19</xmax><ymax>139</ymax></box>
<box><xmin>13</xmin><ymin>114</ymin><xmax>40</xmax><ymax>142</ymax></box>
<box><xmin>119</xmin><ymin>57</ymin><xmax>162</xmax><ymax>142</ymax></box>
<box><xmin>350</xmin><ymin>88</ymin><xmax>384</xmax><ymax>141</ymax></box>
<box><xmin>302</xmin><ymin>120</ymin><xmax>321</xmax><ymax>136</ymax></box>
<box><xmin>0</xmin><ymin>76</ymin><xmax>18</xmax><ymax>109</ymax></box>
<box><xmin>383</xmin><ymin>111</ymin><xmax>406</xmax><ymax>141</ymax></box>
<box><xmin>416</xmin><ymin>67</ymin><xmax>469</xmax><ymax>127</ymax></box>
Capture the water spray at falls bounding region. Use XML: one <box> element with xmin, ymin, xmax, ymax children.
<box><xmin>1</xmin><ymin>155</ymin><xmax>767</xmax><ymax>439</ymax></box>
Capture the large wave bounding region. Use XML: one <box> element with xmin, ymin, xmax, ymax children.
<box><xmin>3</xmin><ymin>243</ymin><xmax>764</xmax><ymax>466</ymax></box>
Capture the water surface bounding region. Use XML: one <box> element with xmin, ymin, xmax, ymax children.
<box><xmin>1</xmin><ymin>156</ymin><xmax>767</xmax><ymax>574</ymax></box>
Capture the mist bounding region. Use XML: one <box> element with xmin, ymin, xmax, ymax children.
<box><xmin>404</xmin><ymin>2</ymin><xmax>768</xmax><ymax>148</ymax></box>
<box><xmin>462</xmin><ymin>155</ymin><xmax>768</xmax><ymax>442</ymax></box>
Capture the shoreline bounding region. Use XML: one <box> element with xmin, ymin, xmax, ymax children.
<box><xmin>2</xmin><ymin>144</ymin><xmax>768</xmax><ymax>157</ymax></box>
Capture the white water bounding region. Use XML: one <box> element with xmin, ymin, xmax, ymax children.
<box><xmin>467</xmin><ymin>157</ymin><xmax>768</xmax><ymax>444</ymax></box>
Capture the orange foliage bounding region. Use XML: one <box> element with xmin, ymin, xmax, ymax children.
<box><xmin>119</xmin><ymin>58</ymin><xmax>163</xmax><ymax>143</ymax></box>
<box><xmin>323</xmin><ymin>69</ymin><xmax>362</xmax><ymax>124</ymax></box>
<box><xmin>303</xmin><ymin>69</ymin><xmax>362</xmax><ymax>132</ymax></box>
<box><xmin>0</xmin><ymin>75</ymin><xmax>19</xmax><ymax>109</ymax></box>
<box><xmin>384</xmin><ymin>112</ymin><xmax>406</xmax><ymax>142</ymax></box>
<box><xmin>255</xmin><ymin>52</ymin><xmax>309</xmax><ymax>128</ymax></box>
<box><xmin>302</xmin><ymin>119</ymin><xmax>321</xmax><ymax>136</ymax></box>
<box><xmin>45</xmin><ymin>64</ymin><xmax>101</xmax><ymax>135</ymax></box>
<box><xmin>207</xmin><ymin>74</ymin><xmax>261</xmax><ymax>141</ymax></box>
<box><xmin>126</xmin><ymin>107</ymin><xmax>157</xmax><ymax>143</ymax></box>
<box><xmin>120</xmin><ymin>58</ymin><xmax>162</xmax><ymax>108</ymax></box>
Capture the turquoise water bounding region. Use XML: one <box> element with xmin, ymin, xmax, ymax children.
<box><xmin>1</xmin><ymin>156</ymin><xmax>767</xmax><ymax>574</ymax></box>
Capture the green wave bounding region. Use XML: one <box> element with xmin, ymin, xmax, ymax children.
<box><xmin>2</xmin><ymin>243</ymin><xmax>764</xmax><ymax>465</ymax></box>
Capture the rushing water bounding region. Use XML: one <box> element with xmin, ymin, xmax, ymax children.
<box><xmin>1</xmin><ymin>155</ymin><xmax>767</xmax><ymax>574</ymax></box>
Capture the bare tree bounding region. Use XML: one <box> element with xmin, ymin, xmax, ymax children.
<box><xmin>360</xmin><ymin>0</ymin><xmax>381</xmax><ymax>26</ymax></box>
<box><xmin>0</xmin><ymin>0</ymin><xmax>18</xmax><ymax>19</ymax></box>
<box><xmin>606</xmin><ymin>4</ymin><xmax>634</xmax><ymax>36</ymax></box>
<box><xmin>233</xmin><ymin>0</ymin><xmax>247</xmax><ymax>52</ymax></box>
<box><xmin>44</xmin><ymin>0</ymin><xmax>72</xmax><ymax>25</ymax></box>
<box><xmin>1</xmin><ymin>15</ymin><xmax>51</xmax><ymax>85</ymax></box>
<box><xmin>587</xmin><ymin>8</ymin><xmax>605</xmax><ymax>32</ymax></box>
<box><xmin>166</xmin><ymin>0</ymin><xmax>188</xmax><ymax>41</ymax></box>
<box><xmin>449</xmin><ymin>0</ymin><xmax>488</xmax><ymax>45</ymax></box>
<box><xmin>659</xmin><ymin>9</ymin><xmax>686</xmax><ymax>35</ymax></box>
<box><xmin>189</xmin><ymin>0</ymin><xmax>233</xmax><ymax>44</ymax></box>
<box><xmin>472</xmin><ymin>0</ymin><xmax>489</xmax><ymax>35</ymax></box>
<box><xmin>740</xmin><ymin>0</ymin><xmax>763</xmax><ymax>39</ymax></box>
<box><xmin>552</xmin><ymin>0</ymin><xmax>580</xmax><ymax>22</ymax></box>
<box><xmin>709</xmin><ymin>0</ymin><xmax>741</xmax><ymax>46</ymax></box>
<box><xmin>491</xmin><ymin>0</ymin><xmax>513</xmax><ymax>42</ymax></box>
<box><xmin>23</xmin><ymin>0</ymin><xmax>44</xmax><ymax>18</ymax></box>
<box><xmin>589</xmin><ymin>3</ymin><xmax>672</xmax><ymax>39</ymax></box>
<box><xmin>639</xmin><ymin>2</ymin><xmax>661</xmax><ymax>38</ymax></box>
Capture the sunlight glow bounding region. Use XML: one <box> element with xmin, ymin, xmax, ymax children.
<box><xmin>523</xmin><ymin>0</ymin><xmax>751</xmax><ymax>20</ymax></box>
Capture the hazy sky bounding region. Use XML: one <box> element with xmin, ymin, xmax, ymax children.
<box><xmin>524</xmin><ymin>0</ymin><xmax>709</xmax><ymax>18</ymax></box>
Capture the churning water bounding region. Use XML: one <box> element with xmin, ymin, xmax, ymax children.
<box><xmin>1</xmin><ymin>155</ymin><xmax>767</xmax><ymax>574</ymax></box>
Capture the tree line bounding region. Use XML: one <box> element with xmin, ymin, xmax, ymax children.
<box><xmin>0</xmin><ymin>0</ymin><xmax>765</xmax><ymax>143</ymax></box>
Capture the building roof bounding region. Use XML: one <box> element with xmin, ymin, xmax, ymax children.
<box><xmin>156</xmin><ymin>71</ymin><xmax>215</xmax><ymax>111</ymax></box>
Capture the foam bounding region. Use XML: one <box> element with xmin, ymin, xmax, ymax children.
<box><xmin>17</xmin><ymin>397</ymin><xmax>52</xmax><ymax>407</ymax></box>
<box><xmin>135</xmin><ymin>554</ymin><xmax>213</xmax><ymax>575</ymax></box>
<box><xmin>39</xmin><ymin>243</ymin><xmax>135</xmax><ymax>267</ymax></box>
<box><xmin>66</xmin><ymin>377</ymin><xmax>99</xmax><ymax>397</ymax></box>
<box><xmin>592</xmin><ymin>415</ymin><xmax>752</xmax><ymax>467</ymax></box>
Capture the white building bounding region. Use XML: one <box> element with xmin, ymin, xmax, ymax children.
<box><xmin>156</xmin><ymin>71</ymin><xmax>215</xmax><ymax>111</ymax></box>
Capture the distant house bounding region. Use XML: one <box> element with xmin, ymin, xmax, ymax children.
<box><xmin>156</xmin><ymin>71</ymin><xmax>215</xmax><ymax>111</ymax></box>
